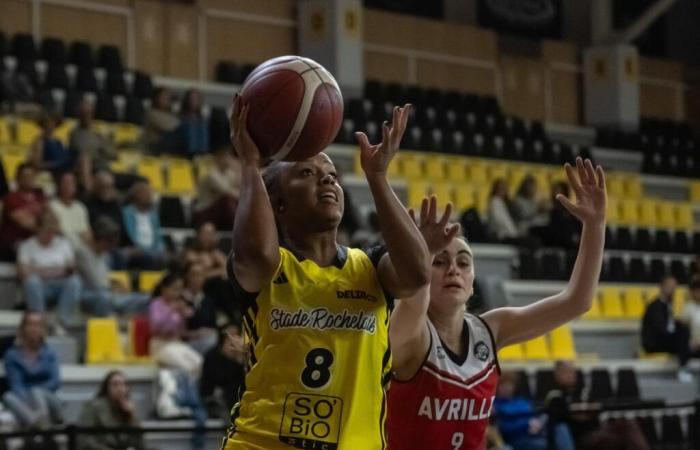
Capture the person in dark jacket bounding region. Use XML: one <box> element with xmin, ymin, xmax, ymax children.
<box><xmin>641</xmin><ymin>275</ymin><xmax>696</xmax><ymax>367</ymax></box>
<box><xmin>77</xmin><ymin>370</ymin><xmax>145</xmax><ymax>450</ymax></box>
<box><xmin>200</xmin><ymin>325</ymin><xmax>246</xmax><ymax>419</ymax></box>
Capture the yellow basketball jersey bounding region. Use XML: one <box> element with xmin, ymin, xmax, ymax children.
<box><xmin>222</xmin><ymin>246</ymin><xmax>392</xmax><ymax>450</ymax></box>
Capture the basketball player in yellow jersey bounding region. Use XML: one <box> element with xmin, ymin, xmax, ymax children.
<box><xmin>221</xmin><ymin>95</ymin><xmax>431</xmax><ymax>450</ymax></box>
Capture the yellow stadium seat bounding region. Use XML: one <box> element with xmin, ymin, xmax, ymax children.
<box><xmin>674</xmin><ymin>288</ymin><xmax>688</xmax><ymax>318</ymax></box>
<box><xmin>1</xmin><ymin>152</ymin><xmax>27</xmax><ymax>182</ymax></box>
<box><xmin>137</xmin><ymin>157</ymin><xmax>164</xmax><ymax>191</ymax></box>
<box><xmin>600</xmin><ymin>287</ymin><xmax>624</xmax><ymax>319</ymax></box>
<box><xmin>639</xmin><ymin>199</ymin><xmax>658</xmax><ymax>227</ymax></box>
<box><xmin>114</xmin><ymin>124</ymin><xmax>142</xmax><ymax>146</ymax></box>
<box><xmin>625</xmin><ymin>177</ymin><xmax>643</xmax><ymax>199</ymax></box>
<box><xmin>407</xmin><ymin>181</ymin><xmax>429</xmax><ymax>209</ymax></box>
<box><xmin>424</xmin><ymin>156</ymin><xmax>446</xmax><ymax>180</ymax></box>
<box><xmin>109</xmin><ymin>271</ymin><xmax>131</xmax><ymax>291</ymax></box>
<box><xmin>166</xmin><ymin>159</ymin><xmax>196</xmax><ymax>194</ymax></box>
<box><xmin>486</xmin><ymin>163</ymin><xmax>508</xmax><ymax>184</ymax></box>
<box><xmin>582</xmin><ymin>296</ymin><xmax>602</xmax><ymax>319</ymax></box>
<box><xmin>605</xmin><ymin>198</ymin><xmax>620</xmax><ymax>224</ymax></box>
<box><xmin>549</xmin><ymin>326</ymin><xmax>576</xmax><ymax>360</ymax></box>
<box><xmin>676</xmin><ymin>203</ymin><xmax>693</xmax><ymax>229</ymax></box>
<box><xmin>138</xmin><ymin>271</ymin><xmax>164</xmax><ymax>293</ymax></box>
<box><xmin>498</xmin><ymin>343</ymin><xmax>524</xmax><ymax>361</ymax></box>
<box><xmin>508</xmin><ymin>168</ymin><xmax>527</xmax><ymax>197</ymax></box>
<box><xmin>523</xmin><ymin>336</ymin><xmax>550</xmax><ymax>360</ymax></box>
<box><xmin>85</xmin><ymin>318</ymin><xmax>125</xmax><ymax>364</ymax></box>
<box><xmin>53</xmin><ymin>119</ymin><xmax>75</xmax><ymax>146</ymax></box>
<box><xmin>399</xmin><ymin>154</ymin><xmax>425</xmax><ymax>180</ymax></box>
<box><xmin>690</xmin><ymin>181</ymin><xmax>700</xmax><ymax>203</ymax></box>
<box><xmin>475</xmin><ymin>187</ymin><xmax>490</xmax><ymax>216</ymax></box>
<box><xmin>607</xmin><ymin>176</ymin><xmax>626</xmax><ymax>198</ymax></box>
<box><xmin>454</xmin><ymin>184</ymin><xmax>476</xmax><ymax>211</ymax></box>
<box><xmin>619</xmin><ymin>200</ymin><xmax>639</xmax><ymax>226</ymax></box>
<box><xmin>657</xmin><ymin>202</ymin><xmax>676</xmax><ymax>228</ymax></box>
<box><xmin>0</xmin><ymin>118</ymin><xmax>10</xmax><ymax>143</ymax></box>
<box><xmin>445</xmin><ymin>157</ymin><xmax>468</xmax><ymax>182</ymax></box>
<box><xmin>534</xmin><ymin>168</ymin><xmax>553</xmax><ymax>195</ymax></box>
<box><xmin>16</xmin><ymin>119</ymin><xmax>41</xmax><ymax>146</ymax></box>
<box><xmin>466</xmin><ymin>161</ymin><xmax>488</xmax><ymax>185</ymax></box>
<box><xmin>645</xmin><ymin>287</ymin><xmax>660</xmax><ymax>303</ymax></box>
<box><xmin>429</xmin><ymin>183</ymin><xmax>454</xmax><ymax>208</ymax></box>
<box><xmin>623</xmin><ymin>287</ymin><xmax>646</xmax><ymax>319</ymax></box>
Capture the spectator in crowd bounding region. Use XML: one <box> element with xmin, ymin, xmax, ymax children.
<box><xmin>0</xmin><ymin>163</ymin><xmax>46</xmax><ymax>260</ymax></box>
<box><xmin>149</xmin><ymin>273</ymin><xmax>203</xmax><ymax>379</ymax></box>
<box><xmin>680</xmin><ymin>277</ymin><xmax>700</xmax><ymax>356</ymax></box>
<box><xmin>71</xmin><ymin>98</ymin><xmax>117</xmax><ymax>191</ymax></box>
<box><xmin>77</xmin><ymin>218</ymin><xmax>149</xmax><ymax>316</ymax></box>
<box><xmin>544</xmin><ymin>181</ymin><xmax>581</xmax><ymax>248</ymax></box>
<box><xmin>182</xmin><ymin>262</ymin><xmax>218</xmax><ymax>354</ymax></box>
<box><xmin>690</xmin><ymin>255</ymin><xmax>700</xmax><ymax>280</ymax></box>
<box><xmin>49</xmin><ymin>171</ymin><xmax>91</xmax><ymax>248</ymax></box>
<box><xmin>200</xmin><ymin>325</ymin><xmax>246</xmax><ymax>419</ymax></box>
<box><xmin>192</xmin><ymin>147</ymin><xmax>240</xmax><ymax>230</ymax></box>
<box><xmin>30</xmin><ymin>113</ymin><xmax>75</xmax><ymax>173</ymax></box>
<box><xmin>487</xmin><ymin>178</ymin><xmax>537</xmax><ymax>247</ymax></box>
<box><xmin>641</xmin><ymin>275</ymin><xmax>696</xmax><ymax>375</ymax></box>
<box><xmin>122</xmin><ymin>181</ymin><xmax>166</xmax><ymax>269</ymax></box>
<box><xmin>83</xmin><ymin>170</ymin><xmax>123</xmax><ymax>231</ymax></box>
<box><xmin>143</xmin><ymin>87</ymin><xmax>180</xmax><ymax>154</ymax></box>
<box><xmin>184</xmin><ymin>222</ymin><xmax>226</xmax><ymax>280</ymax></box>
<box><xmin>549</xmin><ymin>360</ymin><xmax>649</xmax><ymax>450</ymax></box>
<box><xmin>2</xmin><ymin>312</ymin><xmax>63</xmax><ymax>428</ymax></box>
<box><xmin>494</xmin><ymin>371</ymin><xmax>575</xmax><ymax>450</ymax></box>
<box><xmin>511</xmin><ymin>175</ymin><xmax>548</xmax><ymax>236</ymax></box>
<box><xmin>18</xmin><ymin>210</ymin><xmax>82</xmax><ymax>327</ymax></box>
<box><xmin>178</xmin><ymin>89</ymin><xmax>210</xmax><ymax>157</ymax></box>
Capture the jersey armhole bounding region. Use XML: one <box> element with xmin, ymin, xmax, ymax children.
<box><xmin>361</xmin><ymin>245</ymin><xmax>396</xmax><ymax>310</ymax></box>
<box><xmin>474</xmin><ymin>314</ymin><xmax>501</xmax><ymax>375</ymax></box>
<box><xmin>392</xmin><ymin>322</ymin><xmax>432</xmax><ymax>384</ymax></box>
<box><xmin>226</xmin><ymin>251</ymin><xmax>261</xmax><ymax>311</ymax></box>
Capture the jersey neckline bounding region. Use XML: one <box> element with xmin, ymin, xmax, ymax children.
<box><xmin>280</xmin><ymin>241</ymin><xmax>349</xmax><ymax>269</ymax></box>
<box><xmin>438</xmin><ymin>319</ymin><xmax>470</xmax><ymax>366</ymax></box>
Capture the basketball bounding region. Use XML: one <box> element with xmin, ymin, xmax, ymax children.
<box><xmin>239</xmin><ymin>55</ymin><xmax>344</xmax><ymax>161</ymax></box>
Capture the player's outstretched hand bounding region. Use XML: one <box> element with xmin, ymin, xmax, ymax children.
<box><xmin>557</xmin><ymin>157</ymin><xmax>607</xmax><ymax>226</ymax></box>
<box><xmin>355</xmin><ymin>104</ymin><xmax>411</xmax><ymax>177</ymax></box>
<box><xmin>409</xmin><ymin>196</ymin><xmax>461</xmax><ymax>255</ymax></box>
<box><xmin>230</xmin><ymin>94</ymin><xmax>262</xmax><ymax>166</ymax></box>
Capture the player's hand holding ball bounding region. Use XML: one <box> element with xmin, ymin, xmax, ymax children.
<box><xmin>355</xmin><ymin>104</ymin><xmax>411</xmax><ymax>178</ymax></box>
<box><xmin>230</xmin><ymin>94</ymin><xmax>262</xmax><ymax>167</ymax></box>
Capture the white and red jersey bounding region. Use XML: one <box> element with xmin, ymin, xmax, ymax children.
<box><xmin>387</xmin><ymin>313</ymin><xmax>500</xmax><ymax>450</ymax></box>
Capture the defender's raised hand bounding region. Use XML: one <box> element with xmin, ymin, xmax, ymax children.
<box><xmin>355</xmin><ymin>104</ymin><xmax>411</xmax><ymax>177</ymax></box>
<box><xmin>409</xmin><ymin>196</ymin><xmax>461</xmax><ymax>256</ymax></box>
<box><xmin>557</xmin><ymin>157</ymin><xmax>607</xmax><ymax>226</ymax></box>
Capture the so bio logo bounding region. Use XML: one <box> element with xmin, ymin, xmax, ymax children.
<box><xmin>279</xmin><ymin>393</ymin><xmax>343</xmax><ymax>450</ymax></box>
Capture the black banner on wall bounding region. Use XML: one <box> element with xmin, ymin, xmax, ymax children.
<box><xmin>477</xmin><ymin>0</ymin><xmax>562</xmax><ymax>38</ymax></box>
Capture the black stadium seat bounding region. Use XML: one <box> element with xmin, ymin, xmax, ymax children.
<box><xmin>629</xmin><ymin>257</ymin><xmax>648</xmax><ymax>282</ymax></box>
<box><xmin>45</xmin><ymin>64</ymin><xmax>70</xmax><ymax>90</ymax></box>
<box><xmin>636</xmin><ymin>416</ymin><xmax>659</xmax><ymax>446</ymax></box>
<box><xmin>124</xmin><ymin>96</ymin><xmax>145</xmax><ymax>125</ymax></box>
<box><xmin>534</xmin><ymin>369</ymin><xmax>555</xmax><ymax>402</ymax></box>
<box><xmin>661</xmin><ymin>414</ymin><xmax>684</xmax><ymax>445</ymax></box>
<box><xmin>75</xmin><ymin>66</ymin><xmax>98</xmax><ymax>93</ymax></box>
<box><xmin>132</xmin><ymin>71</ymin><xmax>153</xmax><ymax>99</ymax></box>
<box><xmin>16</xmin><ymin>59</ymin><xmax>39</xmax><ymax>88</ymax></box>
<box><xmin>514</xmin><ymin>370</ymin><xmax>532</xmax><ymax>398</ymax></box>
<box><xmin>588</xmin><ymin>369</ymin><xmax>613</xmax><ymax>402</ymax></box>
<box><xmin>40</xmin><ymin>37</ymin><xmax>67</xmax><ymax>65</ymax></box>
<box><xmin>670</xmin><ymin>259</ymin><xmax>689</xmax><ymax>284</ymax></box>
<box><xmin>158</xmin><ymin>196</ymin><xmax>187</xmax><ymax>228</ymax></box>
<box><xmin>654</xmin><ymin>229</ymin><xmax>672</xmax><ymax>252</ymax></box>
<box><xmin>95</xmin><ymin>93</ymin><xmax>118</xmax><ymax>122</ymax></box>
<box><xmin>616</xmin><ymin>227</ymin><xmax>633</xmax><ymax>250</ymax></box>
<box><xmin>69</xmin><ymin>41</ymin><xmax>95</xmax><ymax>68</ymax></box>
<box><xmin>11</xmin><ymin>33</ymin><xmax>37</xmax><ymax>60</ymax></box>
<box><xmin>63</xmin><ymin>90</ymin><xmax>84</xmax><ymax>118</ymax></box>
<box><xmin>215</xmin><ymin>61</ymin><xmax>243</xmax><ymax>84</ymax></box>
<box><xmin>636</xmin><ymin>228</ymin><xmax>652</xmax><ymax>251</ymax></box>
<box><xmin>0</xmin><ymin>31</ymin><xmax>7</xmax><ymax>56</ymax></box>
<box><xmin>615</xmin><ymin>368</ymin><xmax>640</xmax><ymax>401</ymax></box>
<box><xmin>97</xmin><ymin>45</ymin><xmax>123</xmax><ymax>72</ymax></box>
<box><xmin>105</xmin><ymin>70</ymin><xmax>127</xmax><ymax>96</ymax></box>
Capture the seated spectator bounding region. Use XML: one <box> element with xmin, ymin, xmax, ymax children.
<box><xmin>77</xmin><ymin>370</ymin><xmax>144</xmax><ymax>450</ymax></box>
<box><xmin>143</xmin><ymin>87</ymin><xmax>180</xmax><ymax>154</ymax></box>
<box><xmin>30</xmin><ymin>113</ymin><xmax>75</xmax><ymax>173</ymax></box>
<box><xmin>77</xmin><ymin>218</ymin><xmax>149</xmax><ymax>316</ymax></box>
<box><xmin>642</xmin><ymin>275</ymin><xmax>697</xmax><ymax>373</ymax></box>
<box><xmin>182</xmin><ymin>262</ymin><xmax>218</xmax><ymax>354</ymax></box>
<box><xmin>122</xmin><ymin>181</ymin><xmax>167</xmax><ymax>269</ymax></box>
<box><xmin>18</xmin><ymin>210</ymin><xmax>82</xmax><ymax>327</ymax></box>
<box><xmin>549</xmin><ymin>360</ymin><xmax>649</xmax><ymax>450</ymax></box>
<box><xmin>184</xmin><ymin>222</ymin><xmax>226</xmax><ymax>280</ymax></box>
<box><xmin>49</xmin><ymin>171</ymin><xmax>91</xmax><ymax>248</ymax></box>
<box><xmin>71</xmin><ymin>98</ymin><xmax>117</xmax><ymax>190</ymax></box>
<box><xmin>680</xmin><ymin>277</ymin><xmax>700</xmax><ymax>355</ymax></box>
<box><xmin>200</xmin><ymin>325</ymin><xmax>246</xmax><ymax>419</ymax></box>
<box><xmin>511</xmin><ymin>175</ymin><xmax>548</xmax><ymax>236</ymax></box>
<box><xmin>0</xmin><ymin>163</ymin><xmax>46</xmax><ymax>260</ymax></box>
<box><xmin>487</xmin><ymin>178</ymin><xmax>538</xmax><ymax>249</ymax></box>
<box><xmin>84</xmin><ymin>170</ymin><xmax>123</xmax><ymax>230</ymax></box>
<box><xmin>544</xmin><ymin>181</ymin><xmax>581</xmax><ymax>249</ymax></box>
<box><xmin>177</xmin><ymin>89</ymin><xmax>210</xmax><ymax>157</ymax></box>
<box><xmin>494</xmin><ymin>371</ymin><xmax>575</xmax><ymax>450</ymax></box>
<box><xmin>192</xmin><ymin>147</ymin><xmax>240</xmax><ymax>230</ymax></box>
<box><xmin>2</xmin><ymin>312</ymin><xmax>64</xmax><ymax>428</ymax></box>
<box><xmin>149</xmin><ymin>273</ymin><xmax>203</xmax><ymax>379</ymax></box>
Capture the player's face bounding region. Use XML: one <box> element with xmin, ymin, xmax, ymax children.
<box><xmin>429</xmin><ymin>239</ymin><xmax>475</xmax><ymax>310</ymax></box>
<box><xmin>280</xmin><ymin>153</ymin><xmax>344</xmax><ymax>230</ymax></box>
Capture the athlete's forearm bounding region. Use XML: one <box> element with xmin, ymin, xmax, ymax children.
<box><xmin>561</xmin><ymin>221</ymin><xmax>605</xmax><ymax>313</ymax></box>
<box><xmin>367</xmin><ymin>174</ymin><xmax>430</xmax><ymax>293</ymax></box>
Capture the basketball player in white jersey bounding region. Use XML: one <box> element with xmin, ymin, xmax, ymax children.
<box><xmin>387</xmin><ymin>157</ymin><xmax>607</xmax><ymax>449</ymax></box>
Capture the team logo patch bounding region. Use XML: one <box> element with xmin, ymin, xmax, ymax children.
<box><xmin>279</xmin><ymin>393</ymin><xmax>343</xmax><ymax>450</ymax></box>
<box><xmin>474</xmin><ymin>341</ymin><xmax>490</xmax><ymax>361</ymax></box>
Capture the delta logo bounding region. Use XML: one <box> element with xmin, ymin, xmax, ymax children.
<box><xmin>336</xmin><ymin>290</ymin><xmax>377</xmax><ymax>302</ymax></box>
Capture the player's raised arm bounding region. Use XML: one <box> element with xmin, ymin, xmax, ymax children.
<box><xmin>482</xmin><ymin>157</ymin><xmax>607</xmax><ymax>348</ymax></box>
<box><xmin>229</xmin><ymin>95</ymin><xmax>280</xmax><ymax>292</ymax></box>
<box><xmin>355</xmin><ymin>104</ymin><xmax>431</xmax><ymax>298</ymax></box>
<box><xmin>390</xmin><ymin>197</ymin><xmax>460</xmax><ymax>379</ymax></box>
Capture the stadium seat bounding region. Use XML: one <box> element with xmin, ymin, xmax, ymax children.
<box><xmin>124</xmin><ymin>96</ymin><xmax>145</xmax><ymax>125</ymax></box>
<box><xmin>624</xmin><ymin>177</ymin><xmax>643</xmax><ymax>198</ymax></box>
<box><xmin>113</xmin><ymin>123</ymin><xmax>141</xmax><ymax>146</ymax></box>
<box><xmin>514</xmin><ymin>370</ymin><xmax>532</xmax><ymax>398</ymax></box>
<box><xmin>105</xmin><ymin>70</ymin><xmax>127</xmax><ymax>96</ymax></box>
<box><xmin>523</xmin><ymin>336</ymin><xmax>550</xmax><ymax>360</ymax></box>
<box><xmin>138</xmin><ymin>271</ymin><xmax>164</xmax><ymax>293</ymax></box>
<box><xmin>639</xmin><ymin>199</ymin><xmax>658</xmax><ymax>227</ymax></box>
<box><xmin>76</xmin><ymin>66</ymin><xmax>99</xmax><ymax>93</ymax></box>
<box><xmin>607</xmin><ymin>176</ymin><xmax>626</xmax><ymax>198</ymax></box>
<box><xmin>165</xmin><ymin>159</ymin><xmax>195</xmax><ymax>194</ymax></box>
<box><xmin>0</xmin><ymin>118</ymin><xmax>11</xmax><ymax>143</ymax></box>
<box><xmin>45</xmin><ymin>64</ymin><xmax>70</xmax><ymax>90</ymax></box>
<box><xmin>424</xmin><ymin>155</ymin><xmax>446</xmax><ymax>180</ymax></box>
<box><xmin>69</xmin><ymin>41</ymin><xmax>95</xmax><ymax>68</ymax></box>
<box><xmin>0</xmin><ymin>152</ymin><xmax>26</xmax><ymax>182</ymax></box>
<box><xmin>159</xmin><ymin>196</ymin><xmax>187</xmax><ymax>228</ymax></box>
<box><xmin>673</xmin><ymin>288</ymin><xmax>687</xmax><ymax>317</ymax></box>
<box><xmin>676</xmin><ymin>203</ymin><xmax>693</xmax><ymax>229</ymax></box>
<box><xmin>128</xmin><ymin>315</ymin><xmax>151</xmax><ymax>358</ymax></box>
<box><xmin>619</xmin><ymin>200</ymin><xmax>639</xmax><ymax>226</ymax></box>
<box><xmin>132</xmin><ymin>71</ymin><xmax>154</xmax><ymax>99</ymax></box>
<box><xmin>444</xmin><ymin>156</ymin><xmax>468</xmax><ymax>182</ymax></box>
<box><xmin>40</xmin><ymin>37</ymin><xmax>68</xmax><ymax>65</ymax></box>
<box><xmin>466</xmin><ymin>160</ymin><xmax>488</xmax><ymax>185</ymax></box>
<box><xmin>605</xmin><ymin>198</ymin><xmax>620</xmax><ymax>224</ymax></box>
<box><xmin>95</xmin><ymin>94</ymin><xmax>118</xmax><ymax>122</ymax></box>
<box><xmin>109</xmin><ymin>271</ymin><xmax>132</xmax><ymax>291</ymax></box>
<box><xmin>600</xmin><ymin>287</ymin><xmax>625</xmax><ymax>318</ymax></box>
<box><xmin>534</xmin><ymin>369</ymin><xmax>555</xmax><ymax>402</ymax></box>
<box><xmin>399</xmin><ymin>153</ymin><xmax>424</xmax><ymax>179</ymax></box>
<box><xmin>11</xmin><ymin>33</ymin><xmax>37</xmax><ymax>60</ymax></box>
<box><xmin>85</xmin><ymin>318</ymin><xmax>125</xmax><ymax>363</ymax></box>
<box><xmin>636</xmin><ymin>416</ymin><xmax>659</xmax><ymax>445</ymax></box>
<box><xmin>623</xmin><ymin>287</ymin><xmax>646</xmax><ymax>319</ymax></box>
<box><xmin>690</xmin><ymin>181</ymin><xmax>700</xmax><ymax>203</ymax></box>
<box><xmin>582</xmin><ymin>295</ymin><xmax>601</xmax><ymax>319</ymax></box>
<box><xmin>16</xmin><ymin>119</ymin><xmax>41</xmax><ymax>146</ymax></box>
<box><xmin>549</xmin><ymin>326</ymin><xmax>576</xmax><ymax>360</ymax></box>
<box><xmin>454</xmin><ymin>184</ymin><xmax>476</xmax><ymax>211</ymax></box>
<box><xmin>97</xmin><ymin>45</ymin><xmax>123</xmax><ymax>72</ymax></box>
<box><xmin>615</xmin><ymin>368</ymin><xmax>640</xmax><ymax>401</ymax></box>
<box><xmin>497</xmin><ymin>343</ymin><xmax>524</xmax><ymax>361</ymax></box>
<box><xmin>657</xmin><ymin>201</ymin><xmax>676</xmax><ymax>228</ymax></box>
<box><xmin>429</xmin><ymin>183</ymin><xmax>453</xmax><ymax>208</ymax></box>
<box><xmin>137</xmin><ymin>157</ymin><xmax>164</xmax><ymax>191</ymax></box>
<box><xmin>407</xmin><ymin>181</ymin><xmax>429</xmax><ymax>209</ymax></box>
<box><xmin>661</xmin><ymin>414</ymin><xmax>684</xmax><ymax>445</ymax></box>
<box><xmin>588</xmin><ymin>368</ymin><xmax>613</xmax><ymax>401</ymax></box>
